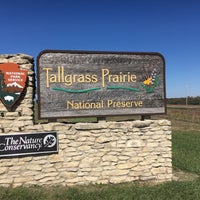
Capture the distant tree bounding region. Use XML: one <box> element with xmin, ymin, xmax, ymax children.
<box><xmin>188</xmin><ymin>96</ymin><xmax>200</xmax><ymax>105</ymax></box>
<box><xmin>167</xmin><ymin>98</ymin><xmax>185</xmax><ymax>104</ymax></box>
<box><xmin>167</xmin><ymin>96</ymin><xmax>200</xmax><ymax>105</ymax></box>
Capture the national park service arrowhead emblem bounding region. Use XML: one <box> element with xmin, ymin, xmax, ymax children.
<box><xmin>0</xmin><ymin>63</ymin><xmax>27</xmax><ymax>108</ymax></box>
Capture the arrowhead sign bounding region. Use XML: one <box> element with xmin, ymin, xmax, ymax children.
<box><xmin>0</xmin><ymin>63</ymin><xmax>28</xmax><ymax>108</ymax></box>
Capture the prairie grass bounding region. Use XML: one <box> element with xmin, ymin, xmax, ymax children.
<box><xmin>153</xmin><ymin>105</ymin><xmax>200</xmax><ymax>131</ymax></box>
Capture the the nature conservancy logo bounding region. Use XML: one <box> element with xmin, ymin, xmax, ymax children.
<box><xmin>0</xmin><ymin>132</ymin><xmax>58</xmax><ymax>157</ymax></box>
<box><xmin>0</xmin><ymin>63</ymin><xmax>27</xmax><ymax>108</ymax></box>
<box><xmin>43</xmin><ymin>134</ymin><xmax>57</xmax><ymax>148</ymax></box>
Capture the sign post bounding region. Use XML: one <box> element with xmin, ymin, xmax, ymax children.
<box><xmin>37</xmin><ymin>50</ymin><xmax>166</xmax><ymax>120</ymax></box>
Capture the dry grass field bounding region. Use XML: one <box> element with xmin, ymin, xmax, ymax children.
<box><xmin>153</xmin><ymin>105</ymin><xmax>200</xmax><ymax>131</ymax></box>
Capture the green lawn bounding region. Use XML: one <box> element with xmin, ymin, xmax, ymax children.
<box><xmin>1</xmin><ymin>130</ymin><xmax>200</xmax><ymax>200</ymax></box>
<box><xmin>1</xmin><ymin>179</ymin><xmax>200</xmax><ymax>200</ymax></box>
<box><xmin>172</xmin><ymin>131</ymin><xmax>200</xmax><ymax>174</ymax></box>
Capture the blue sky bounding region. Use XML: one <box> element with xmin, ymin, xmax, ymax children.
<box><xmin>0</xmin><ymin>0</ymin><xmax>200</xmax><ymax>98</ymax></box>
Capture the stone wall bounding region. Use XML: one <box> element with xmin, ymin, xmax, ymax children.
<box><xmin>0</xmin><ymin>54</ymin><xmax>172</xmax><ymax>187</ymax></box>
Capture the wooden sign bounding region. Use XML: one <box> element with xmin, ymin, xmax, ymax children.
<box><xmin>0</xmin><ymin>132</ymin><xmax>58</xmax><ymax>157</ymax></box>
<box><xmin>0</xmin><ymin>63</ymin><xmax>27</xmax><ymax>108</ymax></box>
<box><xmin>37</xmin><ymin>50</ymin><xmax>166</xmax><ymax>120</ymax></box>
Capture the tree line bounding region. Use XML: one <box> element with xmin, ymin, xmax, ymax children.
<box><xmin>167</xmin><ymin>96</ymin><xmax>200</xmax><ymax>105</ymax></box>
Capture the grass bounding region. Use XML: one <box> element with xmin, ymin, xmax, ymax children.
<box><xmin>173</xmin><ymin>131</ymin><xmax>200</xmax><ymax>175</ymax></box>
<box><xmin>153</xmin><ymin>105</ymin><xmax>200</xmax><ymax>131</ymax></box>
<box><xmin>2</xmin><ymin>104</ymin><xmax>200</xmax><ymax>199</ymax></box>
<box><xmin>1</xmin><ymin>179</ymin><xmax>200</xmax><ymax>200</ymax></box>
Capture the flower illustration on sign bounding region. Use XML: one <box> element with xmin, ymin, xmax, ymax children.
<box><xmin>141</xmin><ymin>68</ymin><xmax>160</xmax><ymax>93</ymax></box>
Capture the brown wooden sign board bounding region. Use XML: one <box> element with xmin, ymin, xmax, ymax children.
<box><xmin>37</xmin><ymin>50</ymin><xmax>166</xmax><ymax>120</ymax></box>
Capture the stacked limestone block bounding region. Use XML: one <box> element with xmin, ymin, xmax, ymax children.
<box><xmin>0</xmin><ymin>54</ymin><xmax>172</xmax><ymax>187</ymax></box>
<box><xmin>0</xmin><ymin>120</ymin><xmax>172</xmax><ymax>187</ymax></box>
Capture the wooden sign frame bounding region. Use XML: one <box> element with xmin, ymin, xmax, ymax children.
<box><xmin>37</xmin><ymin>50</ymin><xmax>166</xmax><ymax>120</ymax></box>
